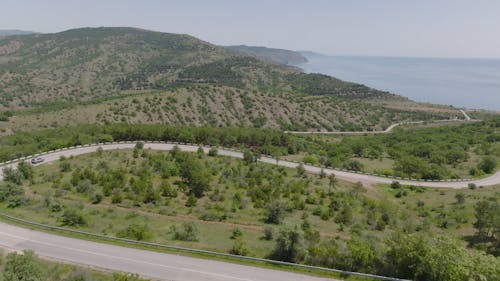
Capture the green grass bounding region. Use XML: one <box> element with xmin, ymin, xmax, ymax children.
<box><xmin>1</xmin><ymin>148</ymin><xmax>499</xmax><ymax>281</ymax></box>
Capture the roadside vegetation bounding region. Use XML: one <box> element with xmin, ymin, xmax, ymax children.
<box><xmin>294</xmin><ymin>117</ymin><xmax>500</xmax><ymax>180</ymax></box>
<box><xmin>1</xmin><ymin>147</ymin><xmax>499</xmax><ymax>281</ymax></box>
<box><xmin>1</xmin><ymin>118</ymin><xmax>499</xmax><ymax>180</ymax></box>
<box><xmin>0</xmin><ymin>249</ymin><xmax>149</xmax><ymax>281</ymax></box>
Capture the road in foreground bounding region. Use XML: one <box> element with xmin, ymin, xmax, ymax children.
<box><xmin>0</xmin><ymin>221</ymin><xmax>334</xmax><ymax>281</ymax></box>
<box><xmin>1</xmin><ymin>142</ymin><xmax>499</xmax><ymax>188</ymax></box>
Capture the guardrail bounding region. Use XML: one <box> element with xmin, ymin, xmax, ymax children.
<box><xmin>0</xmin><ymin>140</ymin><xmax>476</xmax><ymax>183</ymax></box>
<box><xmin>0</xmin><ymin>212</ymin><xmax>410</xmax><ymax>281</ymax></box>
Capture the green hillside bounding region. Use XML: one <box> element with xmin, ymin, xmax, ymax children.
<box><xmin>0</xmin><ymin>27</ymin><xmax>463</xmax><ymax>133</ymax></box>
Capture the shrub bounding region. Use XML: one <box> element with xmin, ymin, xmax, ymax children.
<box><xmin>264</xmin><ymin>201</ymin><xmax>286</xmax><ymax>224</ymax></box>
<box><xmin>390</xmin><ymin>181</ymin><xmax>401</xmax><ymax>189</ymax></box>
<box><xmin>230</xmin><ymin>228</ymin><xmax>243</xmax><ymax>239</ymax></box>
<box><xmin>2</xmin><ymin>250</ymin><xmax>42</xmax><ymax>281</ymax></box>
<box><xmin>262</xmin><ymin>227</ymin><xmax>274</xmax><ymax>240</ymax></box>
<box><xmin>0</xmin><ymin>183</ymin><xmax>25</xmax><ymax>208</ymax></box>
<box><xmin>61</xmin><ymin>209</ymin><xmax>86</xmax><ymax>226</ymax></box>
<box><xmin>478</xmin><ymin>157</ymin><xmax>497</xmax><ymax>174</ymax></box>
<box><xmin>269</xmin><ymin>225</ymin><xmax>304</xmax><ymax>263</ymax></box>
<box><xmin>230</xmin><ymin>238</ymin><xmax>249</xmax><ymax>256</ymax></box>
<box><xmin>59</xmin><ymin>161</ymin><xmax>72</xmax><ymax>172</ymax></box>
<box><xmin>2</xmin><ymin>167</ymin><xmax>23</xmax><ymax>185</ymax></box>
<box><xmin>171</xmin><ymin>222</ymin><xmax>199</xmax><ymax>241</ymax></box>
<box><xmin>208</xmin><ymin>147</ymin><xmax>218</xmax><ymax>157</ymax></box>
<box><xmin>116</xmin><ymin>224</ymin><xmax>150</xmax><ymax>241</ymax></box>
<box><xmin>135</xmin><ymin>142</ymin><xmax>144</xmax><ymax>149</ymax></box>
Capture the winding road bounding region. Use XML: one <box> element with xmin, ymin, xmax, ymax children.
<box><xmin>1</xmin><ymin>142</ymin><xmax>499</xmax><ymax>188</ymax></box>
<box><xmin>285</xmin><ymin>116</ymin><xmax>475</xmax><ymax>135</ymax></box>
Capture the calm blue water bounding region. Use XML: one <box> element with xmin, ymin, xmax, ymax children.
<box><xmin>297</xmin><ymin>53</ymin><xmax>500</xmax><ymax>111</ymax></box>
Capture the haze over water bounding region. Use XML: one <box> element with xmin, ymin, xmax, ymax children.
<box><xmin>298</xmin><ymin>53</ymin><xmax>500</xmax><ymax>111</ymax></box>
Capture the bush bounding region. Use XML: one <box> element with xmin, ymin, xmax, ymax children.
<box><xmin>59</xmin><ymin>161</ymin><xmax>72</xmax><ymax>172</ymax></box>
<box><xmin>116</xmin><ymin>224</ymin><xmax>150</xmax><ymax>241</ymax></box>
<box><xmin>230</xmin><ymin>228</ymin><xmax>243</xmax><ymax>239</ymax></box>
<box><xmin>2</xmin><ymin>167</ymin><xmax>23</xmax><ymax>185</ymax></box>
<box><xmin>61</xmin><ymin>209</ymin><xmax>86</xmax><ymax>226</ymax></box>
<box><xmin>17</xmin><ymin>161</ymin><xmax>34</xmax><ymax>181</ymax></box>
<box><xmin>478</xmin><ymin>157</ymin><xmax>497</xmax><ymax>174</ymax></box>
<box><xmin>230</xmin><ymin>238</ymin><xmax>249</xmax><ymax>256</ymax></box>
<box><xmin>171</xmin><ymin>222</ymin><xmax>199</xmax><ymax>241</ymax></box>
<box><xmin>208</xmin><ymin>147</ymin><xmax>218</xmax><ymax>157</ymax></box>
<box><xmin>390</xmin><ymin>181</ymin><xmax>401</xmax><ymax>189</ymax></box>
<box><xmin>91</xmin><ymin>192</ymin><xmax>103</xmax><ymax>204</ymax></box>
<box><xmin>135</xmin><ymin>142</ymin><xmax>144</xmax><ymax>149</ymax></box>
<box><xmin>262</xmin><ymin>227</ymin><xmax>274</xmax><ymax>240</ymax></box>
<box><xmin>2</xmin><ymin>250</ymin><xmax>42</xmax><ymax>281</ymax></box>
<box><xmin>0</xmin><ymin>182</ymin><xmax>26</xmax><ymax>208</ymax></box>
<box><xmin>269</xmin><ymin>225</ymin><xmax>304</xmax><ymax>263</ymax></box>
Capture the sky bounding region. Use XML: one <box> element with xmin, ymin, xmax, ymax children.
<box><xmin>1</xmin><ymin>0</ymin><xmax>500</xmax><ymax>58</ymax></box>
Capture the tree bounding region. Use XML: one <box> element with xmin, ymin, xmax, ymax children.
<box><xmin>3</xmin><ymin>250</ymin><xmax>42</xmax><ymax>281</ymax></box>
<box><xmin>478</xmin><ymin>157</ymin><xmax>497</xmax><ymax>174</ymax></box>
<box><xmin>269</xmin><ymin>225</ymin><xmax>304</xmax><ymax>263</ymax></box>
<box><xmin>328</xmin><ymin>174</ymin><xmax>337</xmax><ymax>194</ymax></box>
<box><xmin>473</xmin><ymin>195</ymin><xmax>499</xmax><ymax>246</ymax></box>
<box><xmin>455</xmin><ymin>193</ymin><xmax>466</xmax><ymax>204</ymax></box>
<box><xmin>296</xmin><ymin>163</ymin><xmax>306</xmax><ymax>177</ymax></box>
<box><xmin>0</xmin><ymin>182</ymin><xmax>25</xmax><ymax>208</ymax></box>
<box><xmin>242</xmin><ymin>149</ymin><xmax>258</xmax><ymax>165</ymax></box>
<box><xmin>2</xmin><ymin>167</ymin><xmax>23</xmax><ymax>185</ymax></box>
<box><xmin>264</xmin><ymin>201</ymin><xmax>286</xmax><ymax>224</ymax></box>
<box><xmin>179</xmin><ymin>154</ymin><xmax>211</xmax><ymax>198</ymax></box>
<box><xmin>17</xmin><ymin>161</ymin><xmax>33</xmax><ymax>181</ymax></box>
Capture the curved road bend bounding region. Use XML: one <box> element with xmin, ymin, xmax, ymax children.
<box><xmin>0</xmin><ymin>143</ymin><xmax>499</xmax><ymax>188</ymax></box>
<box><xmin>284</xmin><ymin>118</ymin><xmax>476</xmax><ymax>135</ymax></box>
<box><xmin>0</xmin><ymin>221</ymin><xmax>334</xmax><ymax>281</ymax></box>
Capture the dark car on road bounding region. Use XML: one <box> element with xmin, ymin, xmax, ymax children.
<box><xmin>31</xmin><ymin>157</ymin><xmax>44</xmax><ymax>164</ymax></box>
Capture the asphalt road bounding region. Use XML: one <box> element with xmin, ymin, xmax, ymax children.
<box><xmin>1</xmin><ymin>142</ymin><xmax>499</xmax><ymax>188</ymax></box>
<box><xmin>0</xmin><ymin>221</ymin><xmax>334</xmax><ymax>281</ymax></box>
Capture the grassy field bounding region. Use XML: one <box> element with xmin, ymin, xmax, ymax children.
<box><xmin>1</xmin><ymin>148</ymin><xmax>498</xmax><ymax>281</ymax></box>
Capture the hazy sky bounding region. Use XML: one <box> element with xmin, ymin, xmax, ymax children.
<box><xmin>2</xmin><ymin>0</ymin><xmax>500</xmax><ymax>58</ymax></box>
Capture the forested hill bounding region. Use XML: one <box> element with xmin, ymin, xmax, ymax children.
<box><xmin>0</xmin><ymin>27</ymin><xmax>467</xmax><ymax>133</ymax></box>
<box><xmin>225</xmin><ymin>45</ymin><xmax>308</xmax><ymax>65</ymax></box>
<box><xmin>0</xmin><ymin>26</ymin><xmax>399</xmax><ymax>110</ymax></box>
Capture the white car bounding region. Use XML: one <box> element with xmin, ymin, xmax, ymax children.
<box><xmin>30</xmin><ymin>157</ymin><xmax>44</xmax><ymax>164</ymax></box>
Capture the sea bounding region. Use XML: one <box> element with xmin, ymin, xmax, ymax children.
<box><xmin>296</xmin><ymin>53</ymin><xmax>500</xmax><ymax>111</ymax></box>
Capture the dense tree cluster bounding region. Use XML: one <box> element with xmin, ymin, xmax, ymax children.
<box><xmin>0</xmin><ymin>124</ymin><xmax>301</xmax><ymax>163</ymax></box>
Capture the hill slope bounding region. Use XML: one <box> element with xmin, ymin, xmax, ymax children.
<box><xmin>225</xmin><ymin>45</ymin><xmax>307</xmax><ymax>65</ymax></box>
<box><xmin>0</xmin><ymin>27</ymin><xmax>464</xmax><ymax>132</ymax></box>
<box><xmin>0</xmin><ymin>29</ymin><xmax>36</xmax><ymax>36</ymax></box>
